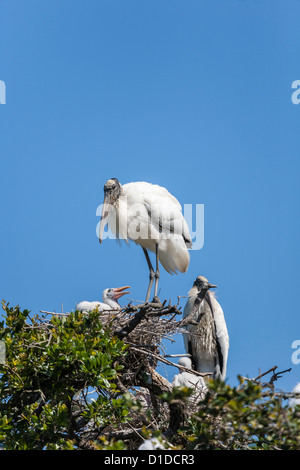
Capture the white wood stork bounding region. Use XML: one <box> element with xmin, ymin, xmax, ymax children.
<box><xmin>98</xmin><ymin>178</ymin><xmax>192</xmax><ymax>301</ymax></box>
<box><xmin>75</xmin><ymin>286</ymin><xmax>130</xmax><ymax>313</ymax></box>
<box><xmin>172</xmin><ymin>357</ymin><xmax>207</xmax><ymax>397</ymax></box>
<box><xmin>182</xmin><ymin>276</ymin><xmax>229</xmax><ymax>381</ymax></box>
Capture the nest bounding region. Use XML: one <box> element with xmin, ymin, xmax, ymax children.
<box><xmin>39</xmin><ymin>298</ymin><xmax>211</xmax><ymax>448</ymax></box>
<box><xmin>95</xmin><ymin>299</ymin><xmax>184</xmax><ymax>388</ymax></box>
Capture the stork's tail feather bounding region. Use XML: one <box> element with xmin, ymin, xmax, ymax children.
<box><xmin>158</xmin><ymin>239</ymin><xmax>190</xmax><ymax>274</ymax></box>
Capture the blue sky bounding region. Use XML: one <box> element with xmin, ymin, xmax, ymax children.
<box><xmin>1</xmin><ymin>1</ymin><xmax>299</xmax><ymax>394</ymax></box>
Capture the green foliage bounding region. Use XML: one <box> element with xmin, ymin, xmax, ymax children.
<box><xmin>178</xmin><ymin>377</ymin><xmax>300</xmax><ymax>450</ymax></box>
<box><xmin>0</xmin><ymin>302</ymin><xmax>129</xmax><ymax>449</ymax></box>
<box><xmin>1</xmin><ymin>302</ymin><xmax>299</xmax><ymax>450</ymax></box>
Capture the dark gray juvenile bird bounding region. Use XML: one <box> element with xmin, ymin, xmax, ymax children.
<box><xmin>183</xmin><ymin>276</ymin><xmax>229</xmax><ymax>381</ymax></box>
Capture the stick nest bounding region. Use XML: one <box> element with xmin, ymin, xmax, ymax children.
<box><xmin>97</xmin><ymin>299</ymin><xmax>185</xmax><ymax>388</ymax></box>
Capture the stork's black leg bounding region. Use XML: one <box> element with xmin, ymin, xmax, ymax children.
<box><xmin>142</xmin><ymin>248</ymin><xmax>155</xmax><ymax>302</ymax></box>
<box><xmin>153</xmin><ymin>243</ymin><xmax>160</xmax><ymax>298</ymax></box>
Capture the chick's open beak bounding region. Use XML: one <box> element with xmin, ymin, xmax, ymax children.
<box><xmin>112</xmin><ymin>286</ymin><xmax>130</xmax><ymax>300</ymax></box>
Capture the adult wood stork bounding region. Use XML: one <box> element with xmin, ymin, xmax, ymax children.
<box><xmin>172</xmin><ymin>357</ymin><xmax>207</xmax><ymax>396</ymax></box>
<box><xmin>75</xmin><ymin>286</ymin><xmax>130</xmax><ymax>313</ymax></box>
<box><xmin>98</xmin><ymin>178</ymin><xmax>192</xmax><ymax>301</ymax></box>
<box><xmin>182</xmin><ymin>276</ymin><xmax>229</xmax><ymax>381</ymax></box>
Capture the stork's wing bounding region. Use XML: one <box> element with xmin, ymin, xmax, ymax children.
<box><xmin>206</xmin><ymin>292</ymin><xmax>229</xmax><ymax>381</ymax></box>
<box><xmin>123</xmin><ymin>182</ymin><xmax>192</xmax><ymax>247</ymax></box>
<box><xmin>172</xmin><ymin>373</ymin><xmax>182</xmax><ymax>387</ymax></box>
<box><xmin>125</xmin><ymin>181</ymin><xmax>183</xmax><ymax>210</ymax></box>
<box><xmin>146</xmin><ymin>199</ymin><xmax>192</xmax><ymax>247</ymax></box>
<box><xmin>75</xmin><ymin>301</ymin><xmax>109</xmax><ymax>312</ymax></box>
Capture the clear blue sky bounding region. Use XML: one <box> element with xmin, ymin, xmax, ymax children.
<box><xmin>1</xmin><ymin>1</ymin><xmax>299</xmax><ymax>394</ymax></box>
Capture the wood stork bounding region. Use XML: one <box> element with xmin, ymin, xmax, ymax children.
<box><xmin>182</xmin><ymin>276</ymin><xmax>229</xmax><ymax>381</ymax></box>
<box><xmin>172</xmin><ymin>357</ymin><xmax>207</xmax><ymax>396</ymax></box>
<box><xmin>75</xmin><ymin>286</ymin><xmax>130</xmax><ymax>313</ymax></box>
<box><xmin>98</xmin><ymin>178</ymin><xmax>192</xmax><ymax>301</ymax></box>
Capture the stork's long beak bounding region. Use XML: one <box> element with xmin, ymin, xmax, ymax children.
<box><xmin>112</xmin><ymin>286</ymin><xmax>131</xmax><ymax>300</ymax></box>
<box><xmin>99</xmin><ymin>194</ymin><xmax>109</xmax><ymax>244</ymax></box>
<box><xmin>208</xmin><ymin>283</ymin><xmax>218</xmax><ymax>289</ymax></box>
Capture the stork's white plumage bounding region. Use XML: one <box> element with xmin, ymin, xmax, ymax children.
<box><xmin>75</xmin><ymin>286</ymin><xmax>130</xmax><ymax>313</ymax></box>
<box><xmin>172</xmin><ymin>357</ymin><xmax>207</xmax><ymax>397</ymax></box>
<box><xmin>183</xmin><ymin>276</ymin><xmax>229</xmax><ymax>381</ymax></box>
<box><xmin>289</xmin><ymin>383</ymin><xmax>300</xmax><ymax>408</ymax></box>
<box><xmin>99</xmin><ymin>179</ymin><xmax>192</xmax><ymax>301</ymax></box>
<box><xmin>138</xmin><ymin>437</ymin><xmax>167</xmax><ymax>450</ymax></box>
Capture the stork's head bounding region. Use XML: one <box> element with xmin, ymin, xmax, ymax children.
<box><xmin>103</xmin><ymin>178</ymin><xmax>122</xmax><ymax>205</ymax></box>
<box><xmin>99</xmin><ymin>178</ymin><xmax>122</xmax><ymax>243</ymax></box>
<box><xmin>193</xmin><ymin>276</ymin><xmax>217</xmax><ymax>291</ymax></box>
<box><xmin>178</xmin><ymin>357</ymin><xmax>193</xmax><ymax>371</ymax></box>
<box><xmin>102</xmin><ymin>286</ymin><xmax>130</xmax><ymax>304</ymax></box>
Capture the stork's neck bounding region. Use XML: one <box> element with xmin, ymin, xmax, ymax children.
<box><xmin>188</xmin><ymin>286</ymin><xmax>215</xmax><ymax>303</ymax></box>
<box><xmin>188</xmin><ymin>286</ymin><xmax>200</xmax><ymax>301</ymax></box>
<box><xmin>113</xmin><ymin>185</ymin><xmax>123</xmax><ymax>207</ymax></box>
<box><xmin>104</xmin><ymin>298</ymin><xmax>120</xmax><ymax>309</ymax></box>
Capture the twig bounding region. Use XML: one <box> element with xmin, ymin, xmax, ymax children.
<box><xmin>129</xmin><ymin>346</ymin><xmax>212</xmax><ymax>378</ymax></box>
<box><xmin>238</xmin><ymin>365</ymin><xmax>292</xmax><ymax>391</ymax></box>
<box><xmin>126</xmin><ymin>341</ymin><xmax>158</xmax><ymax>350</ymax></box>
<box><xmin>253</xmin><ymin>366</ymin><xmax>278</xmax><ymax>382</ymax></box>
<box><xmin>40</xmin><ymin>310</ymin><xmax>69</xmax><ymax>316</ymax></box>
<box><xmin>164</xmin><ymin>354</ymin><xmax>191</xmax><ymax>358</ymax></box>
<box><xmin>114</xmin><ymin>304</ymin><xmax>150</xmax><ymax>339</ymax></box>
<box><xmin>269</xmin><ymin>368</ymin><xmax>292</xmax><ymax>384</ymax></box>
<box><xmin>126</xmin><ymin>422</ymin><xmax>145</xmax><ymax>441</ymax></box>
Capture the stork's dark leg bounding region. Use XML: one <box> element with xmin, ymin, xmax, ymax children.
<box><xmin>153</xmin><ymin>243</ymin><xmax>160</xmax><ymax>298</ymax></box>
<box><xmin>142</xmin><ymin>248</ymin><xmax>155</xmax><ymax>302</ymax></box>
